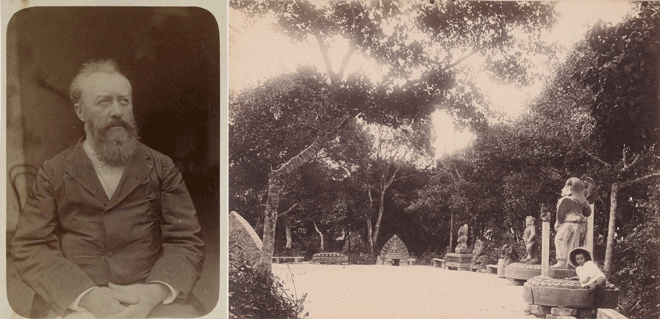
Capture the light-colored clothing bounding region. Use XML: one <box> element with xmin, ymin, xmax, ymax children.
<box><xmin>554</xmin><ymin>196</ymin><xmax>590</xmax><ymax>263</ymax></box>
<box><xmin>576</xmin><ymin>261</ymin><xmax>607</xmax><ymax>287</ymax></box>
<box><xmin>12</xmin><ymin>138</ymin><xmax>205</xmax><ymax>317</ymax></box>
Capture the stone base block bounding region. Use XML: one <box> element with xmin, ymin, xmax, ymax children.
<box><xmin>445</xmin><ymin>253</ymin><xmax>473</xmax><ymax>271</ymax></box>
<box><xmin>497</xmin><ymin>258</ymin><xmax>510</xmax><ymax>278</ymax></box>
<box><xmin>553</xmin><ymin>307</ymin><xmax>578</xmax><ymax>316</ymax></box>
<box><xmin>549</xmin><ymin>268</ymin><xmax>577</xmax><ymax>279</ymax></box>
<box><xmin>527</xmin><ymin>304</ymin><xmax>551</xmax><ymax>317</ymax></box>
<box><xmin>597</xmin><ymin>309</ymin><xmax>628</xmax><ymax>319</ymax></box>
<box><xmin>546</xmin><ymin>315</ymin><xmax>577</xmax><ymax>319</ymax></box>
<box><xmin>523</xmin><ymin>276</ymin><xmax>618</xmax><ymax>309</ymax></box>
<box><xmin>506</xmin><ymin>263</ymin><xmax>541</xmax><ymax>281</ymax></box>
<box><xmin>312</xmin><ymin>252</ymin><xmax>349</xmax><ymax>264</ymax></box>
<box><xmin>444</xmin><ymin>262</ymin><xmax>471</xmax><ymax>271</ymax></box>
<box><xmin>487</xmin><ymin>264</ymin><xmax>498</xmax><ymax>274</ymax></box>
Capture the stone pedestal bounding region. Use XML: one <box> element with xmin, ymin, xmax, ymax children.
<box><xmin>505</xmin><ymin>263</ymin><xmax>541</xmax><ymax>281</ymax></box>
<box><xmin>523</xmin><ymin>276</ymin><xmax>618</xmax><ymax>312</ymax></box>
<box><xmin>444</xmin><ymin>253</ymin><xmax>473</xmax><ymax>271</ymax></box>
<box><xmin>548</xmin><ymin>268</ymin><xmax>577</xmax><ymax>279</ymax></box>
<box><xmin>497</xmin><ymin>258</ymin><xmax>510</xmax><ymax>278</ymax></box>
<box><xmin>311</xmin><ymin>252</ymin><xmax>349</xmax><ymax>264</ymax></box>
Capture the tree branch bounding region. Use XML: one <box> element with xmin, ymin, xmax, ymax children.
<box><xmin>278</xmin><ymin>203</ymin><xmax>299</xmax><ymax>218</ymax></box>
<box><xmin>337</xmin><ymin>42</ymin><xmax>357</xmax><ymax>81</ymax></box>
<box><xmin>313</xmin><ymin>32</ymin><xmax>339</xmax><ymax>82</ymax></box>
<box><xmin>619</xmin><ymin>172</ymin><xmax>660</xmax><ymax>189</ymax></box>
<box><xmin>441</xmin><ymin>49</ymin><xmax>478</xmax><ymax>72</ymax></box>
<box><xmin>579</xmin><ymin>145</ymin><xmax>613</xmax><ymax>168</ymax></box>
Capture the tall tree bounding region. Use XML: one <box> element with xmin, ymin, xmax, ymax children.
<box><xmin>572</xmin><ymin>3</ymin><xmax>660</xmax><ymax>274</ymax></box>
<box><xmin>231</xmin><ymin>0</ymin><xmax>557</xmax><ymax>272</ymax></box>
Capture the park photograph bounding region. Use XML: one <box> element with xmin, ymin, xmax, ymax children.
<box><xmin>228</xmin><ymin>1</ymin><xmax>659</xmax><ymax>319</ymax></box>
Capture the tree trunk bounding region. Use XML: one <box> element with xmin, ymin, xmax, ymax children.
<box><xmin>372</xmin><ymin>189</ymin><xmax>386</xmax><ymax>250</ymax></box>
<box><xmin>367</xmin><ymin>218</ymin><xmax>374</xmax><ymax>254</ymax></box>
<box><xmin>257</xmin><ymin>176</ymin><xmax>284</xmax><ymax>272</ymax></box>
<box><xmin>256</xmin><ymin>116</ymin><xmax>354</xmax><ymax>273</ymax></box>
<box><xmin>254</xmin><ymin>215</ymin><xmax>264</xmax><ymax>239</ymax></box>
<box><xmin>604</xmin><ymin>183</ymin><xmax>619</xmax><ymax>275</ymax></box>
<box><xmin>285</xmin><ymin>219</ymin><xmax>292</xmax><ymax>250</ymax></box>
<box><xmin>314</xmin><ymin>222</ymin><xmax>324</xmax><ymax>251</ymax></box>
<box><xmin>449</xmin><ymin>210</ymin><xmax>454</xmax><ymax>254</ymax></box>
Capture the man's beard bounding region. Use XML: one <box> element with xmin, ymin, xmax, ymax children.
<box><xmin>85</xmin><ymin>116</ymin><xmax>140</xmax><ymax>166</ymax></box>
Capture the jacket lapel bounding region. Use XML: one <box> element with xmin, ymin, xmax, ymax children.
<box><xmin>64</xmin><ymin>138</ymin><xmax>109</xmax><ymax>204</ymax></box>
<box><xmin>106</xmin><ymin>145</ymin><xmax>152</xmax><ymax>210</ymax></box>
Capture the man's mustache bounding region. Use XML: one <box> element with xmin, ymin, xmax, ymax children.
<box><xmin>102</xmin><ymin>119</ymin><xmax>136</xmax><ymax>133</ymax></box>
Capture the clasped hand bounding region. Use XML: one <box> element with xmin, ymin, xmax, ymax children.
<box><xmin>77</xmin><ymin>283</ymin><xmax>169</xmax><ymax>318</ymax></box>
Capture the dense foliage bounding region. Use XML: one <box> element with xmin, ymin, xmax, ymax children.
<box><xmin>229</xmin><ymin>255</ymin><xmax>308</xmax><ymax>319</ymax></box>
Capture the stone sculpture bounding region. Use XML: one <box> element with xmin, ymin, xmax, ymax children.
<box><xmin>551</xmin><ymin>178</ymin><xmax>591</xmax><ymax>269</ymax></box>
<box><xmin>471</xmin><ymin>239</ymin><xmax>489</xmax><ymax>272</ymax></box>
<box><xmin>445</xmin><ymin>224</ymin><xmax>473</xmax><ymax>271</ymax></box>
<box><xmin>498</xmin><ymin>244</ymin><xmax>513</xmax><ymax>277</ymax></box>
<box><xmin>455</xmin><ymin>224</ymin><xmax>469</xmax><ymax>254</ymax></box>
<box><xmin>379</xmin><ymin>234</ymin><xmax>410</xmax><ymax>266</ymax></box>
<box><xmin>229</xmin><ymin>211</ymin><xmax>263</xmax><ymax>265</ymax></box>
<box><xmin>540</xmin><ymin>204</ymin><xmax>552</xmax><ymax>222</ymax></box>
<box><xmin>523</xmin><ymin>216</ymin><xmax>539</xmax><ymax>264</ymax></box>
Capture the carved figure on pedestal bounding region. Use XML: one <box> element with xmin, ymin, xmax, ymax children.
<box><xmin>551</xmin><ymin>178</ymin><xmax>591</xmax><ymax>269</ymax></box>
<box><xmin>500</xmin><ymin>244</ymin><xmax>512</xmax><ymax>262</ymax></box>
<box><xmin>523</xmin><ymin>216</ymin><xmax>539</xmax><ymax>264</ymax></box>
<box><xmin>455</xmin><ymin>224</ymin><xmax>469</xmax><ymax>254</ymax></box>
<box><xmin>471</xmin><ymin>239</ymin><xmax>489</xmax><ymax>272</ymax></box>
<box><xmin>540</xmin><ymin>204</ymin><xmax>551</xmax><ymax>223</ymax></box>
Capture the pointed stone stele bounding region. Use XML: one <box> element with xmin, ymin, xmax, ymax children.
<box><xmin>379</xmin><ymin>235</ymin><xmax>410</xmax><ymax>266</ymax></box>
<box><xmin>229</xmin><ymin>211</ymin><xmax>263</xmax><ymax>265</ymax></box>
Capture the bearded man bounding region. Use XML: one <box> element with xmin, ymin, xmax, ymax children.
<box><xmin>12</xmin><ymin>60</ymin><xmax>205</xmax><ymax>318</ymax></box>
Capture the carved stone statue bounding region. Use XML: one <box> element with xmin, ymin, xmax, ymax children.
<box><xmin>551</xmin><ymin>177</ymin><xmax>592</xmax><ymax>269</ymax></box>
<box><xmin>471</xmin><ymin>239</ymin><xmax>489</xmax><ymax>272</ymax></box>
<box><xmin>540</xmin><ymin>204</ymin><xmax>552</xmax><ymax>222</ymax></box>
<box><xmin>500</xmin><ymin>244</ymin><xmax>513</xmax><ymax>261</ymax></box>
<box><xmin>523</xmin><ymin>216</ymin><xmax>539</xmax><ymax>264</ymax></box>
<box><xmin>455</xmin><ymin>224</ymin><xmax>469</xmax><ymax>254</ymax></box>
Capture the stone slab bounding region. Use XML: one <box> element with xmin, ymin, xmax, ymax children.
<box><xmin>445</xmin><ymin>253</ymin><xmax>474</xmax><ymax>263</ymax></box>
<box><xmin>552</xmin><ymin>307</ymin><xmax>578</xmax><ymax>316</ymax></box>
<box><xmin>229</xmin><ymin>211</ymin><xmax>263</xmax><ymax>265</ymax></box>
<box><xmin>506</xmin><ymin>263</ymin><xmax>542</xmax><ymax>281</ymax></box>
<box><xmin>597</xmin><ymin>309</ymin><xmax>628</xmax><ymax>319</ymax></box>
<box><xmin>546</xmin><ymin>315</ymin><xmax>577</xmax><ymax>319</ymax></box>
<box><xmin>444</xmin><ymin>262</ymin><xmax>471</xmax><ymax>271</ymax></box>
<box><xmin>527</xmin><ymin>304</ymin><xmax>551</xmax><ymax>317</ymax></box>
<box><xmin>524</xmin><ymin>276</ymin><xmax>618</xmax><ymax>309</ymax></box>
<box><xmin>445</xmin><ymin>253</ymin><xmax>473</xmax><ymax>270</ymax></box>
<box><xmin>549</xmin><ymin>268</ymin><xmax>577</xmax><ymax>279</ymax></box>
<box><xmin>313</xmin><ymin>252</ymin><xmax>349</xmax><ymax>264</ymax></box>
<box><xmin>486</xmin><ymin>264</ymin><xmax>498</xmax><ymax>274</ymax></box>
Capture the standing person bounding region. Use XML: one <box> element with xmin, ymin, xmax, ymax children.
<box><xmin>12</xmin><ymin>60</ymin><xmax>205</xmax><ymax>318</ymax></box>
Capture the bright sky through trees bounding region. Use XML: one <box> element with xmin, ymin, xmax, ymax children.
<box><xmin>229</xmin><ymin>1</ymin><xmax>633</xmax><ymax>159</ymax></box>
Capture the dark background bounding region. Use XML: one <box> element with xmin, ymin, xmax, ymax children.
<box><xmin>5</xmin><ymin>7</ymin><xmax>220</xmax><ymax>317</ymax></box>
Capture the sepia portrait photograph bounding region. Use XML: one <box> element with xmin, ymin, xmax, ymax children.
<box><xmin>4</xmin><ymin>3</ymin><xmax>222</xmax><ymax>318</ymax></box>
<box><xmin>228</xmin><ymin>1</ymin><xmax>659</xmax><ymax>319</ymax></box>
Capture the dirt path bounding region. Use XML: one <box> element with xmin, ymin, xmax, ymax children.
<box><xmin>273</xmin><ymin>263</ymin><xmax>533</xmax><ymax>319</ymax></box>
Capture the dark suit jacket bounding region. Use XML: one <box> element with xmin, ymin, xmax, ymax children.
<box><xmin>12</xmin><ymin>138</ymin><xmax>205</xmax><ymax>317</ymax></box>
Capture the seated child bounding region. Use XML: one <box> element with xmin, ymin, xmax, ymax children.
<box><xmin>569</xmin><ymin>247</ymin><xmax>607</xmax><ymax>309</ymax></box>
